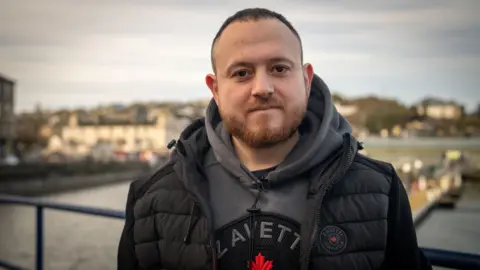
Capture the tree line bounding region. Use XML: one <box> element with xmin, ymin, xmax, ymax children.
<box><xmin>332</xmin><ymin>93</ymin><xmax>480</xmax><ymax>136</ymax></box>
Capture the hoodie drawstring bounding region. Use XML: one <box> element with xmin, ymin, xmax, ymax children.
<box><xmin>247</xmin><ymin>176</ymin><xmax>267</xmax><ymax>269</ymax></box>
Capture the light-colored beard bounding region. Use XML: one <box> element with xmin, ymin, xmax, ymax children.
<box><xmin>221</xmin><ymin>104</ymin><xmax>306</xmax><ymax>149</ymax></box>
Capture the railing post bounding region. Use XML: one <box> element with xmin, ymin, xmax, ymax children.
<box><xmin>36</xmin><ymin>206</ymin><xmax>44</xmax><ymax>270</ymax></box>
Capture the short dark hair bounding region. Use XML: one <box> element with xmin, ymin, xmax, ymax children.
<box><xmin>210</xmin><ymin>8</ymin><xmax>303</xmax><ymax>72</ymax></box>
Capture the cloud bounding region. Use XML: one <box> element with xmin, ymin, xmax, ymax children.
<box><xmin>0</xmin><ymin>0</ymin><xmax>479</xmax><ymax>112</ymax></box>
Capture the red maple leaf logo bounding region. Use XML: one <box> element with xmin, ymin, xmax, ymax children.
<box><xmin>249</xmin><ymin>252</ymin><xmax>273</xmax><ymax>270</ymax></box>
<box><xmin>330</xmin><ymin>236</ymin><xmax>337</xmax><ymax>243</ymax></box>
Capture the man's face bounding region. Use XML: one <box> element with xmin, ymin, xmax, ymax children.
<box><xmin>206</xmin><ymin>19</ymin><xmax>314</xmax><ymax>148</ymax></box>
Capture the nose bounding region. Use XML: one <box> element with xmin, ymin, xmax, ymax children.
<box><xmin>251</xmin><ymin>71</ymin><xmax>274</xmax><ymax>97</ymax></box>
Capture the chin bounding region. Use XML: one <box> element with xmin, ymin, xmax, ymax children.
<box><xmin>250</xmin><ymin>126</ymin><xmax>285</xmax><ymax>138</ymax></box>
<box><xmin>250</xmin><ymin>121</ymin><xmax>284</xmax><ymax>131</ymax></box>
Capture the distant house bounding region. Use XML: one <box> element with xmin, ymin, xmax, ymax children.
<box><xmin>404</xmin><ymin>120</ymin><xmax>436</xmax><ymax>137</ymax></box>
<box><xmin>334</xmin><ymin>102</ymin><xmax>358</xmax><ymax>117</ymax></box>
<box><xmin>41</xmin><ymin>100</ymin><xmax>210</xmax><ymax>159</ymax></box>
<box><xmin>45</xmin><ymin>108</ymin><xmax>171</xmax><ymax>157</ymax></box>
<box><xmin>416</xmin><ymin>98</ymin><xmax>464</xmax><ymax>120</ymax></box>
<box><xmin>333</xmin><ymin>101</ymin><xmax>370</xmax><ymax>138</ymax></box>
<box><xmin>0</xmin><ymin>73</ymin><xmax>15</xmax><ymax>160</ymax></box>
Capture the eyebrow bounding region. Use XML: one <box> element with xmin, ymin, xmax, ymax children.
<box><xmin>225</xmin><ymin>57</ymin><xmax>296</xmax><ymax>75</ymax></box>
<box><xmin>269</xmin><ymin>57</ymin><xmax>295</xmax><ymax>67</ymax></box>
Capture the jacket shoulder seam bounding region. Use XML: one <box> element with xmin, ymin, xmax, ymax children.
<box><xmin>353</xmin><ymin>154</ymin><xmax>394</xmax><ymax>178</ymax></box>
<box><xmin>133</xmin><ymin>162</ymin><xmax>176</xmax><ymax>200</ymax></box>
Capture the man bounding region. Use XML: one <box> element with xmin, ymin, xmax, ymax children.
<box><xmin>118</xmin><ymin>8</ymin><xmax>431</xmax><ymax>270</ymax></box>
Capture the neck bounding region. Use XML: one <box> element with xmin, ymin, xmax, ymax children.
<box><xmin>232</xmin><ymin>132</ymin><xmax>300</xmax><ymax>171</ymax></box>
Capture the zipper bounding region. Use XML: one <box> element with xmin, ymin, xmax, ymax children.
<box><xmin>184</xmin><ymin>202</ymin><xmax>199</xmax><ymax>243</ymax></box>
<box><xmin>181</xmin><ymin>198</ymin><xmax>216</xmax><ymax>270</ymax></box>
<box><xmin>182</xmin><ymin>202</ymin><xmax>218</xmax><ymax>269</ymax></box>
<box><xmin>175</xmin><ymin>142</ymin><xmax>218</xmax><ymax>270</ymax></box>
<box><xmin>192</xmin><ymin>185</ymin><xmax>217</xmax><ymax>270</ymax></box>
<box><xmin>191</xmin><ymin>197</ymin><xmax>217</xmax><ymax>270</ymax></box>
<box><xmin>247</xmin><ymin>175</ymin><xmax>267</xmax><ymax>269</ymax></box>
<box><xmin>303</xmin><ymin>137</ymin><xmax>354</xmax><ymax>269</ymax></box>
<box><xmin>211</xmin><ymin>238</ymin><xmax>217</xmax><ymax>270</ymax></box>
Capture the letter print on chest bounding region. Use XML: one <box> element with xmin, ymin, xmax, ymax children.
<box><xmin>215</xmin><ymin>213</ymin><xmax>301</xmax><ymax>270</ymax></box>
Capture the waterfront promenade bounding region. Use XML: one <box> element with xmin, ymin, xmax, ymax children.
<box><xmin>0</xmin><ymin>137</ymin><xmax>479</xmax><ymax>269</ymax></box>
<box><xmin>1</xmin><ymin>181</ymin><xmax>479</xmax><ymax>269</ymax></box>
<box><xmin>416</xmin><ymin>183</ymin><xmax>480</xmax><ymax>270</ymax></box>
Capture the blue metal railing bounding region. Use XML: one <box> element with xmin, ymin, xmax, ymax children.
<box><xmin>1</xmin><ymin>194</ymin><xmax>480</xmax><ymax>270</ymax></box>
<box><xmin>0</xmin><ymin>194</ymin><xmax>124</xmax><ymax>270</ymax></box>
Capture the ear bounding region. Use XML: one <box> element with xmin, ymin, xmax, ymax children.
<box><xmin>205</xmin><ymin>74</ymin><xmax>219</xmax><ymax>103</ymax></box>
<box><xmin>302</xmin><ymin>63</ymin><xmax>314</xmax><ymax>97</ymax></box>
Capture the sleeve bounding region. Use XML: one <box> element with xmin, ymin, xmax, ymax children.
<box><xmin>382</xmin><ymin>169</ymin><xmax>433</xmax><ymax>270</ymax></box>
<box><xmin>117</xmin><ymin>182</ymin><xmax>140</xmax><ymax>270</ymax></box>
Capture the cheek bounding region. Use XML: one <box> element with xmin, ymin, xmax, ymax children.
<box><xmin>279</xmin><ymin>88</ymin><xmax>307</xmax><ymax>106</ymax></box>
<box><xmin>217</xmin><ymin>90</ymin><xmax>249</xmax><ymax>116</ymax></box>
<box><xmin>219</xmin><ymin>87</ymin><xmax>249</xmax><ymax>107</ymax></box>
<box><xmin>284</xmin><ymin>97</ymin><xmax>307</xmax><ymax>117</ymax></box>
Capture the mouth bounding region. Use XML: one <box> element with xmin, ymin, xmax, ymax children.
<box><xmin>249</xmin><ymin>107</ymin><xmax>281</xmax><ymax>113</ymax></box>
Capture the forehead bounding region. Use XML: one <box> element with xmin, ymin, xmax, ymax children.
<box><xmin>214</xmin><ymin>19</ymin><xmax>302</xmax><ymax>69</ymax></box>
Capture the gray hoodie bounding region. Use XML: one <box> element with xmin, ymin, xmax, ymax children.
<box><xmin>204</xmin><ymin>74</ymin><xmax>352</xmax><ymax>229</ymax></box>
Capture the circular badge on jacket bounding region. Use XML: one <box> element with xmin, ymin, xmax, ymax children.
<box><xmin>319</xmin><ymin>225</ymin><xmax>348</xmax><ymax>254</ymax></box>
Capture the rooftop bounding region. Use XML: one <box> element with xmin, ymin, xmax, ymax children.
<box><xmin>0</xmin><ymin>73</ymin><xmax>16</xmax><ymax>83</ymax></box>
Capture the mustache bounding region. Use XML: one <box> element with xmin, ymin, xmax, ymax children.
<box><xmin>247</xmin><ymin>100</ymin><xmax>284</xmax><ymax>112</ymax></box>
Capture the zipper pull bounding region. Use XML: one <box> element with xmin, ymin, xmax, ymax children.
<box><xmin>183</xmin><ymin>202</ymin><xmax>199</xmax><ymax>243</ymax></box>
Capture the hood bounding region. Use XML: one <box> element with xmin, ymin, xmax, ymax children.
<box><xmin>203</xmin><ymin>74</ymin><xmax>352</xmax><ymax>186</ymax></box>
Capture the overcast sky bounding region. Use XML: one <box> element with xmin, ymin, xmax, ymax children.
<box><xmin>1</xmin><ymin>0</ymin><xmax>479</xmax><ymax>113</ymax></box>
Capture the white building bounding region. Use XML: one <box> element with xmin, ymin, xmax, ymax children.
<box><xmin>46</xmin><ymin>109</ymin><xmax>170</xmax><ymax>157</ymax></box>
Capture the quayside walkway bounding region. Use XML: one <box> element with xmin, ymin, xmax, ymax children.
<box><xmin>416</xmin><ymin>182</ymin><xmax>480</xmax><ymax>269</ymax></box>
<box><xmin>0</xmin><ymin>178</ymin><xmax>479</xmax><ymax>269</ymax></box>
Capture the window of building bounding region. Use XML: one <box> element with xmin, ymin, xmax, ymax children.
<box><xmin>3</xmin><ymin>83</ymin><xmax>11</xmax><ymax>101</ymax></box>
<box><xmin>3</xmin><ymin>104</ymin><xmax>11</xmax><ymax>117</ymax></box>
<box><xmin>0</xmin><ymin>82</ymin><xmax>4</xmax><ymax>100</ymax></box>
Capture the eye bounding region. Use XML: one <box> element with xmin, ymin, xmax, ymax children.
<box><xmin>272</xmin><ymin>65</ymin><xmax>290</xmax><ymax>75</ymax></box>
<box><xmin>232</xmin><ymin>69</ymin><xmax>251</xmax><ymax>78</ymax></box>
